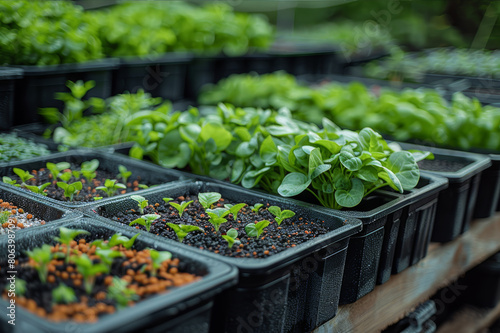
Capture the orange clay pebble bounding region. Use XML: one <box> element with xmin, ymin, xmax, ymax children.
<box><xmin>264</xmin><ymin>250</ymin><xmax>270</xmax><ymax>255</ymax></box>
<box><xmin>73</xmin><ymin>279</ymin><xmax>82</xmax><ymax>287</ymax></box>
<box><xmin>47</xmin><ymin>275</ymin><xmax>56</xmax><ymax>283</ymax></box>
<box><xmin>169</xmin><ymin>267</ymin><xmax>178</xmax><ymax>274</ymax></box>
<box><xmin>104</xmin><ymin>275</ymin><xmax>114</xmax><ymax>286</ymax></box>
<box><xmin>26</xmin><ymin>214</ymin><xmax>33</xmax><ymax>219</ymax></box>
<box><xmin>18</xmin><ymin>208</ymin><xmax>23</xmax><ymax>214</ymax></box>
<box><xmin>95</xmin><ymin>291</ymin><xmax>107</xmax><ymax>301</ymax></box>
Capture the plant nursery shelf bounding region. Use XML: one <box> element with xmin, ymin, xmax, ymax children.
<box><xmin>436</xmin><ymin>302</ymin><xmax>500</xmax><ymax>333</ymax></box>
<box><xmin>314</xmin><ymin>214</ymin><xmax>500</xmax><ymax>333</ymax></box>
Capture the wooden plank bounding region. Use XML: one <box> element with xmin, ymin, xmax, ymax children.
<box><xmin>314</xmin><ymin>214</ymin><xmax>500</xmax><ymax>333</ymax></box>
<box><xmin>436</xmin><ymin>302</ymin><xmax>500</xmax><ymax>333</ymax></box>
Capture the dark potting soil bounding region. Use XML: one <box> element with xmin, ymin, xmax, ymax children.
<box><xmin>0</xmin><ymin>237</ymin><xmax>199</xmax><ymax>323</ymax></box>
<box><xmin>8</xmin><ymin>164</ymin><xmax>149</xmax><ymax>202</ymax></box>
<box><xmin>104</xmin><ymin>194</ymin><xmax>330</xmax><ymax>259</ymax></box>
<box><xmin>418</xmin><ymin>158</ymin><xmax>469</xmax><ymax>173</ymax></box>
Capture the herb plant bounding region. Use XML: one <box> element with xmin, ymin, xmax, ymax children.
<box><xmin>268</xmin><ymin>206</ymin><xmax>296</xmax><ymax>225</ymax></box>
<box><xmin>117</xmin><ymin>165</ymin><xmax>132</xmax><ymax>184</ymax></box>
<box><xmin>130</xmin><ymin>195</ymin><xmax>148</xmax><ymax>214</ymax></box>
<box><xmin>129</xmin><ymin>214</ymin><xmax>161</xmax><ymax>232</ymax></box>
<box><xmin>169</xmin><ymin>200</ymin><xmax>194</xmax><ymax>217</ymax></box>
<box><xmin>166</xmin><ymin>223</ymin><xmax>203</xmax><ymax>243</ymax></box>
<box><xmin>108</xmin><ymin>233</ymin><xmax>140</xmax><ymax>249</ymax></box>
<box><xmin>56</xmin><ymin>181</ymin><xmax>83</xmax><ymax>201</ymax></box>
<box><xmin>198</xmin><ymin>192</ymin><xmax>221</xmax><ymax>210</ymax></box>
<box><xmin>24</xmin><ymin>183</ymin><xmax>51</xmax><ymax>196</ymax></box>
<box><xmin>72</xmin><ymin>254</ymin><xmax>110</xmax><ymax>294</ymax></box>
<box><xmin>222</xmin><ymin>228</ymin><xmax>239</xmax><ymax>249</ymax></box>
<box><xmin>53</xmin><ymin>227</ymin><xmax>90</xmax><ymax>263</ymax></box>
<box><xmin>250</xmin><ymin>204</ymin><xmax>263</xmax><ymax>213</ymax></box>
<box><xmin>224</xmin><ymin>203</ymin><xmax>246</xmax><ymax>222</ymax></box>
<box><xmin>96</xmin><ymin>179</ymin><xmax>126</xmax><ymax>197</ymax></box>
<box><xmin>26</xmin><ymin>244</ymin><xmax>53</xmax><ymax>283</ymax></box>
<box><xmin>107</xmin><ymin>277</ymin><xmax>139</xmax><ymax>309</ymax></box>
<box><xmin>245</xmin><ymin>220</ymin><xmax>270</xmax><ymax>238</ymax></box>
<box><xmin>206</xmin><ymin>208</ymin><xmax>230</xmax><ymax>232</ymax></box>
<box><xmin>46</xmin><ymin>162</ymin><xmax>71</xmax><ymax>181</ymax></box>
<box><xmin>148</xmin><ymin>249</ymin><xmax>172</xmax><ymax>277</ymax></box>
<box><xmin>52</xmin><ymin>283</ymin><xmax>77</xmax><ymax>304</ymax></box>
<box><xmin>13</xmin><ymin>168</ymin><xmax>33</xmax><ymax>186</ymax></box>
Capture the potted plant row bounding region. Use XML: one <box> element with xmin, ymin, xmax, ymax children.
<box><xmin>0</xmin><ymin>218</ymin><xmax>238</xmax><ymax>332</ymax></box>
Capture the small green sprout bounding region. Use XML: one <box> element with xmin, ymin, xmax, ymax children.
<box><xmin>13</xmin><ymin>168</ymin><xmax>33</xmax><ymax>184</ymax></box>
<box><xmin>206</xmin><ymin>208</ymin><xmax>230</xmax><ymax>232</ymax></box>
<box><xmin>166</xmin><ymin>223</ymin><xmax>203</xmax><ymax>243</ymax></box>
<box><xmin>52</xmin><ymin>283</ymin><xmax>77</xmax><ymax>304</ymax></box>
<box><xmin>56</xmin><ymin>181</ymin><xmax>83</xmax><ymax>201</ymax></box>
<box><xmin>0</xmin><ymin>211</ymin><xmax>11</xmax><ymax>224</ymax></box>
<box><xmin>162</xmin><ymin>197</ymin><xmax>173</xmax><ymax>204</ymax></box>
<box><xmin>94</xmin><ymin>197</ymin><xmax>103</xmax><ymax>200</ymax></box>
<box><xmin>4</xmin><ymin>278</ymin><xmax>26</xmax><ymax>297</ymax></box>
<box><xmin>224</xmin><ymin>203</ymin><xmax>246</xmax><ymax>221</ymax></box>
<box><xmin>148</xmin><ymin>249</ymin><xmax>172</xmax><ymax>276</ymax></box>
<box><xmin>117</xmin><ymin>165</ymin><xmax>132</xmax><ymax>184</ymax></box>
<box><xmin>24</xmin><ymin>182</ymin><xmax>51</xmax><ymax>196</ymax></box>
<box><xmin>71</xmin><ymin>170</ymin><xmax>81</xmax><ymax>179</ymax></box>
<box><xmin>268</xmin><ymin>206</ymin><xmax>296</xmax><ymax>225</ymax></box>
<box><xmin>54</xmin><ymin>227</ymin><xmax>90</xmax><ymax>263</ymax></box>
<box><xmin>137</xmin><ymin>184</ymin><xmax>149</xmax><ymax>189</ymax></box>
<box><xmin>82</xmin><ymin>170</ymin><xmax>97</xmax><ymax>185</ymax></box>
<box><xmin>72</xmin><ymin>254</ymin><xmax>110</xmax><ymax>294</ymax></box>
<box><xmin>26</xmin><ymin>244</ymin><xmax>53</xmax><ymax>283</ymax></box>
<box><xmin>46</xmin><ymin>162</ymin><xmax>70</xmax><ymax>180</ymax></box>
<box><xmin>170</xmin><ymin>200</ymin><xmax>193</xmax><ymax>217</ymax></box>
<box><xmin>108</xmin><ymin>233</ymin><xmax>140</xmax><ymax>249</ymax></box>
<box><xmin>107</xmin><ymin>277</ymin><xmax>139</xmax><ymax>309</ymax></box>
<box><xmin>130</xmin><ymin>195</ymin><xmax>148</xmax><ymax>214</ymax></box>
<box><xmin>96</xmin><ymin>179</ymin><xmax>126</xmax><ymax>197</ymax></box>
<box><xmin>95</xmin><ymin>248</ymin><xmax>124</xmax><ymax>265</ymax></box>
<box><xmin>129</xmin><ymin>214</ymin><xmax>160</xmax><ymax>232</ymax></box>
<box><xmin>198</xmin><ymin>192</ymin><xmax>221</xmax><ymax>209</ymax></box>
<box><xmin>59</xmin><ymin>171</ymin><xmax>72</xmax><ymax>182</ymax></box>
<box><xmin>245</xmin><ymin>220</ymin><xmax>270</xmax><ymax>238</ymax></box>
<box><xmin>222</xmin><ymin>228</ymin><xmax>240</xmax><ymax>249</ymax></box>
<box><xmin>250</xmin><ymin>203</ymin><xmax>264</xmax><ymax>213</ymax></box>
<box><xmin>2</xmin><ymin>176</ymin><xmax>17</xmax><ymax>186</ymax></box>
<box><xmin>81</xmin><ymin>159</ymin><xmax>100</xmax><ymax>184</ymax></box>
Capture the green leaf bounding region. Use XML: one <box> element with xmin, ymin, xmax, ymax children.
<box><xmin>339</xmin><ymin>148</ymin><xmax>363</xmax><ymax>171</ymax></box>
<box><xmin>384</xmin><ymin>151</ymin><xmax>420</xmax><ymax>190</ymax></box>
<box><xmin>335</xmin><ymin>178</ymin><xmax>364</xmax><ymax>208</ymax></box>
<box><xmin>179</xmin><ymin>124</ymin><xmax>201</xmax><ymax>143</ymax></box>
<box><xmin>241</xmin><ymin>167</ymin><xmax>271</xmax><ymax>188</ymax></box>
<box><xmin>245</xmin><ymin>220</ymin><xmax>270</xmax><ymax>237</ymax></box>
<box><xmin>355</xmin><ymin>166</ymin><xmax>379</xmax><ymax>182</ymax></box>
<box><xmin>277</xmin><ymin>172</ymin><xmax>311</xmax><ymax>197</ymax></box>
<box><xmin>230</xmin><ymin>159</ymin><xmax>245</xmax><ymax>182</ymax></box>
<box><xmin>314</xmin><ymin>139</ymin><xmax>342</xmax><ymax>155</ymax></box>
<box><xmin>200</xmin><ymin>123</ymin><xmax>232</xmax><ymax>151</ymax></box>
<box><xmin>198</xmin><ymin>192</ymin><xmax>221</xmax><ymax>209</ymax></box>
<box><xmin>260</xmin><ymin>136</ymin><xmax>278</xmax><ymax>164</ymax></box>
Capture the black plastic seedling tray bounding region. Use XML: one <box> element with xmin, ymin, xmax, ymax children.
<box><xmin>112</xmin><ymin>53</ymin><xmax>192</xmax><ymax>101</ymax></box>
<box><xmin>464</xmin><ymin>251</ymin><xmax>500</xmax><ymax>308</ymax></box>
<box><xmin>477</xmin><ymin>153</ymin><xmax>500</xmax><ymax>216</ymax></box>
<box><xmin>398</xmin><ymin>142</ymin><xmax>492</xmax><ymax>243</ymax></box>
<box><xmin>0</xmin><ymin>183</ymin><xmax>80</xmax><ymax>235</ymax></box>
<box><xmin>84</xmin><ymin>181</ymin><xmax>362</xmax><ymax>333</ymax></box>
<box><xmin>0</xmin><ymin>150</ymin><xmax>193</xmax><ymax>210</ymax></box>
<box><xmin>323</xmin><ymin>173</ymin><xmax>448</xmax><ymax>303</ymax></box>
<box><xmin>0</xmin><ymin>67</ymin><xmax>23</xmax><ymax>131</ymax></box>
<box><xmin>11</xmin><ymin>59</ymin><xmax>119</xmax><ymax>126</ymax></box>
<box><xmin>0</xmin><ymin>218</ymin><xmax>237</xmax><ymax>333</ymax></box>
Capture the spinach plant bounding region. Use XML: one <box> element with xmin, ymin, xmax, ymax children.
<box><xmin>129</xmin><ymin>214</ymin><xmax>161</xmax><ymax>232</ymax></box>
<box><xmin>224</xmin><ymin>203</ymin><xmax>246</xmax><ymax>221</ymax></box>
<box><xmin>24</xmin><ymin>182</ymin><xmax>51</xmax><ymax>196</ymax></box>
<box><xmin>206</xmin><ymin>208</ymin><xmax>230</xmax><ymax>232</ymax></box>
<box><xmin>96</xmin><ymin>179</ymin><xmax>126</xmax><ymax>197</ymax></box>
<box><xmin>46</xmin><ymin>162</ymin><xmax>71</xmax><ymax>180</ymax></box>
<box><xmin>130</xmin><ymin>195</ymin><xmax>148</xmax><ymax>214</ymax></box>
<box><xmin>198</xmin><ymin>192</ymin><xmax>221</xmax><ymax>209</ymax></box>
<box><xmin>81</xmin><ymin>159</ymin><xmax>100</xmax><ymax>184</ymax></box>
<box><xmin>166</xmin><ymin>223</ymin><xmax>203</xmax><ymax>243</ymax></box>
<box><xmin>108</xmin><ymin>233</ymin><xmax>140</xmax><ymax>249</ymax></box>
<box><xmin>56</xmin><ymin>181</ymin><xmax>83</xmax><ymax>201</ymax></box>
<box><xmin>245</xmin><ymin>220</ymin><xmax>270</xmax><ymax>238</ymax></box>
<box><xmin>222</xmin><ymin>228</ymin><xmax>239</xmax><ymax>249</ymax></box>
<box><xmin>250</xmin><ymin>203</ymin><xmax>263</xmax><ymax>213</ymax></box>
<box><xmin>268</xmin><ymin>206</ymin><xmax>295</xmax><ymax>225</ymax></box>
<box><xmin>169</xmin><ymin>200</ymin><xmax>193</xmax><ymax>217</ymax></box>
<box><xmin>13</xmin><ymin>168</ymin><xmax>34</xmax><ymax>186</ymax></box>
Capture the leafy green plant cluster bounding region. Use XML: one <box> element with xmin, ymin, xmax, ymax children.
<box><xmin>199</xmin><ymin>72</ymin><xmax>500</xmax><ymax>152</ymax></box>
<box><xmin>364</xmin><ymin>48</ymin><xmax>500</xmax><ymax>81</ymax></box>
<box><xmin>0</xmin><ymin>0</ymin><xmax>103</xmax><ymax>65</ymax></box>
<box><xmin>0</xmin><ymin>133</ymin><xmax>51</xmax><ymax>163</ymax></box>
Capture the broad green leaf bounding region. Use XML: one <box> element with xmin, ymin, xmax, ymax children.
<box><xmin>198</xmin><ymin>192</ymin><xmax>221</xmax><ymax>209</ymax></box>
<box><xmin>277</xmin><ymin>172</ymin><xmax>311</xmax><ymax>197</ymax></box>
<box><xmin>230</xmin><ymin>159</ymin><xmax>245</xmax><ymax>182</ymax></box>
<box><xmin>384</xmin><ymin>151</ymin><xmax>420</xmax><ymax>190</ymax></box>
<box><xmin>339</xmin><ymin>148</ymin><xmax>363</xmax><ymax>171</ymax></box>
<box><xmin>200</xmin><ymin>123</ymin><xmax>232</xmax><ymax>151</ymax></box>
<box><xmin>241</xmin><ymin>167</ymin><xmax>270</xmax><ymax>188</ymax></box>
<box><xmin>314</xmin><ymin>139</ymin><xmax>342</xmax><ymax>155</ymax></box>
<box><xmin>379</xmin><ymin>167</ymin><xmax>403</xmax><ymax>192</ymax></box>
<box><xmin>179</xmin><ymin>124</ymin><xmax>201</xmax><ymax>143</ymax></box>
<box><xmin>335</xmin><ymin>178</ymin><xmax>364</xmax><ymax>208</ymax></box>
<box><xmin>260</xmin><ymin>136</ymin><xmax>278</xmax><ymax>164</ymax></box>
<box><xmin>355</xmin><ymin>166</ymin><xmax>378</xmax><ymax>182</ymax></box>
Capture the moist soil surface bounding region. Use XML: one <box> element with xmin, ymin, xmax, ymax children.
<box><xmin>104</xmin><ymin>194</ymin><xmax>330</xmax><ymax>259</ymax></box>
<box><xmin>0</xmin><ymin>236</ymin><xmax>200</xmax><ymax>323</ymax></box>
<box><xmin>8</xmin><ymin>164</ymin><xmax>150</xmax><ymax>203</ymax></box>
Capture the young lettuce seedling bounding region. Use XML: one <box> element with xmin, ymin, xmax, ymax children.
<box><xmin>268</xmin><ymin>206</ymin><xmax>296</xmax><ymax>225</ymax></box>
<box><xmin>198</xmin><ymin>192</ymin><xmax>221</xmax><ymax>209</ymax></box>
<box><xmin>108</xmin><ymin>233</ymin><xmax>140</xmax><ymax>249</ymax></box>
<box><xmin>2</xmin><ymin>176</ymin><xmax>17</xmax><ymax>186</ymax></box>
<box><xmin>117</xmin><ymin>165</ymin><xmax>132</xmax><ymax>184</ymax></box>
<box><xmin>162</xmin><ymin>197</ymin><xmax>173</xmax><ymax>204</ymax></box>
<box><xmin>206</xmin><ymin>208</ymin><xmax>230</xmax><ymax>232</ymax></box>
<box><xmin>130</xmin><ymin>195</ymin><xmax>148</xmax><ymax>214</ymax></box>
<box><xmin>56</xmin><ymin>181</ymin><xmax>83</xmax><ymax>201</ymax></box>
<box><xmin>52</xmin><ymin>283</ymin><xmax>77</xmax><ymax>304</ymax></box>
<box><xmin>169</xmin><ymin>200</ymin><xmax>193</xmax><ymax>217</ymax></box>
<box><xmin>250</xmin><ymin>203</ymin><xmax>263</xmax><ymax>213</ymax></box>
<box><xmin>222</xmin><ymin>228</ymin><xmax>240</xmax><ymax>249</ymax></box>
<box><xmin>166</xmin><ymin>223</ymin><xmax>203</xmax><ymax>243</ymax></box>
<box><xmin>96</xmin><ymin>179</ymin><xmax>126</xmax><ymax>197</ymax></box>
<box><xmin>245</xmin><ymin>220</ymin><xmax>270</xmax><ymax>238</ymax></box>
<box><xmin>129</xmin><ymin>214</ymin><xmax>160</xmax><ymax>232</ymax></box>
<box><xmin>26</xmin><ymin>244</ymin><xmax>53</xmax><ymax>283</ymax></box>
<box><xmin>53</xmin><ymin>227</ymin><xmax>90</xmax><ymax>263</ymax></box>
<box><xmin>81</xmin><ymin>159</ymin><xmax>100</xmax><ymax>184</ymax></box>
<box><xmin>72</xmin><ymin>254</ymin><xmax>110</xmax><ymax>294</ymax></box>
<box><xmin>224</xmin><ymin>203</ymin><xmax>246</xmax><ymax>221</ymax></box>
<box><xmin>148</xmin><ymin>249</ymin><xmax>172</xmax><ymax>276</ymax></box>
<box><xmin>107</xmin><ymin>277</ymin><xmax>139</xmax><ymax>309</ymax></box>
<box><xmin>13</xmin><ymin>168</ymin><xmax>34</xmax><ymax>185</ymax></box>
<box><xmin>95</xmin><ymin>249</ymin><xmax>124</xmax><ymax>266</ymax></box>
<box><xmin>59</xmin><ymin>171</ymin><xmax>72</xmax><ymax>182</ymax></box>
<box><xmin>46</xmin><ymin>162</ymin><xmax>70</xmax><ymax>180</ymax></box>
<box><xmin>24</xmin><ymin>182</ymin><xmax>51</xmax><ymax>196</ymax></box>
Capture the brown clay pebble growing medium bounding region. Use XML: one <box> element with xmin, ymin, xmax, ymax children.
<box><xmin>0</xmin><ymin>199</ymin><xmax>46</xmax><ymax>234</ymax></box>
<box><xmin>0</xmin><ymin>236</ymin><xmax>200</xmax><ymax>323</ymax></box>
<box><xmin>105</xmin><ymin>194</ymin><xmax>330</xmax><ymax>258</ymax></box>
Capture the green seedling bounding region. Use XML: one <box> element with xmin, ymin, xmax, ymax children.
<box><xmin>82</xmin><ymin>170</ymin><xmax>97</xmax><ymax>185</ymax></box>
<box><xmin>224</xmin><ymin>203</ymin><xmax>246</xmax><ymax>221</ymax></box>
<box><xmin>107</xmin><ymin>277</ymin><xmax>139</xmax><ymax>309</ymax></box>
<box><xmin>2</xmin><ymin>176</ymin><xmax>17</xmax><ymax>186</ymax></box>
<box><xmin>26</xmin><ymin>244</ymin><xmax>53</xmax><ymax>283</ymax></box>
<box><xmin>245</xmin><ymin>220</ymin><xmax>270</xmax><ymax>238</ymax></box>
<box><xmin>54</xmin><ymin>227</ymin><xmax>90</xmax><ymax>263</ymax></box>
<box><xmin>94</xmin><ymin>197</ymin><xmax>103</xmax><ymax>200</ymax></box>
<box><xmin>137</xmin><ymin>184</ymin><xmax>149</xmax><ymax>189</ymax></box>
<box><xmin>222</xmin><ymin>228</ymin><xmax>239</xmax><ymax>249</ymax></box>
<box><xmin>162</xmin><ymin>197</ymin><xmax>173</xmax><ymax>204</ymax></box>
<box><xmin>268</xmin><ymin>206</ymin><xmax>296</xmax><ymax>225</ymax></box>
<box><xmin>169</xmin><ymin>200</ymin><xmax>193</xmax><ymax>217</ymax></box>
<box><xmin>198</xmin><ymin>192</ymin><xmax>221</xmax><ymax>209</ymax></box>
<box><xmin>130</xmin><ymin>195</ymin><xmax>148</xmax><ymax>214</ymax></box>
<box><xmin>13</xmin><ymin>168</ymin><xmax>33</xmax><ymax>185</ymax></box>
<box><xmin>0</xmin><ymin>211</ymin><xmax>11</xmax><ymax>224</ymax></box>
<box><xmin>166</xmin><ymin>223</ymin><xmax>203</xmax><ymax>243</ymax></box>
<box><xmin>59</xmin><ymin>171</ymin><xmax>72</xmax><ymax>182</ymax></box>
<box><xmin>108</xmin><ymin>233</ymin><xmax>140</xmax><ymax>249</ymax></box>
<box><xmin>206</xmin><ymin>208</ymin><xmax>230</xmax><ymax>232</ymax></box>
<box><xmin>72</xmin><ymin>254</ymin><xmax>110</xmax><ymax>294</ymax></box>
<box><xmin>148</xmin><ymin>249</ymin><xmax>172</xmax><ymax>276</ymax></box>
<box><xmin>71</xmin><ymin>170</ymin><xmax>81</xmax><ymax>179</ymax></box>
<box><xmin>129</xmin><ymin>214</ymin><xmax>160</xmax><ymax>232</ymax></box>
<box><xmin>4</xmin><ymin>278</ymin><xmax>26</xmax><ymax>297</ymax></box>
<box><xmin>52</xmin><ymin>283</ymin><xmax>77</xmax><ymax>304</ymax></box>
<box><xmin>117</xmin><ymin>165</ymin><xmax>132</xmax><ymax>184</ymax></box>
<box><xmin>56</xmin><ymin>181</ymin><xmax>82</xmax><ymax>201</ymax></box>
<box><xmin>250</xmin><ymin>203</ymin><xmax>263</xmax><ymax>213</ymax></box>
<box><xmin>24</xmin><ymin>182</ymin><xmax>51</xmax><ymax>196</ymax></box>
<box><xmin>95</xmin><ymin>249</ymin><xmax>123</xmax><ymax>266</ymax></box>
<box><xmin>81</xmin><ymin>159</ymin><xmax>99</xmax><ymax>184</ymax></box>
<box><xmin>46</xmin><ymin>162</ymin><xmax>70</xmax><ymax>180</ymax></box>
<box><xmin>96</xmin><ymin>179</ymin><xmax>126</xmax><ymax>197</ymax></box>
